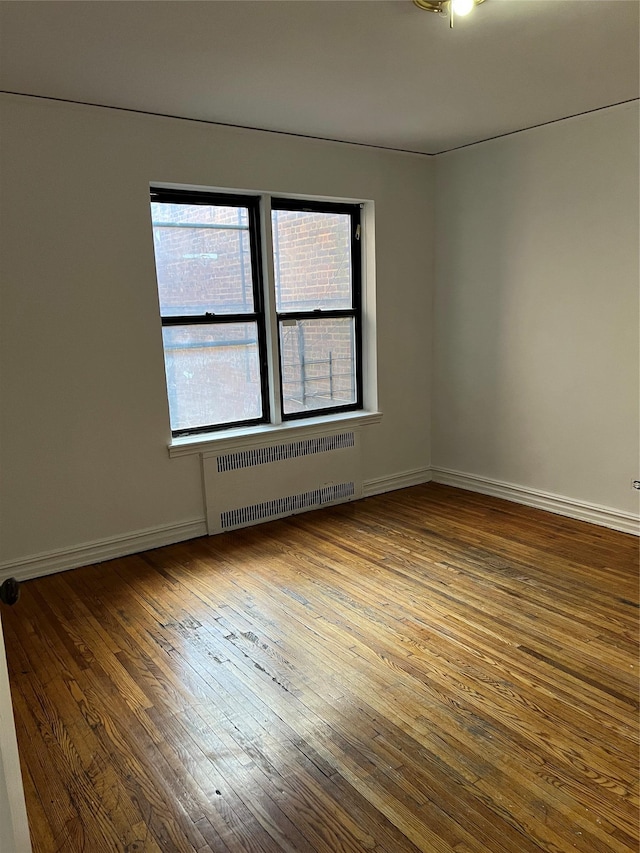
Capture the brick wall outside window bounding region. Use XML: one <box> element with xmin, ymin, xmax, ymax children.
<box><xmin>152</xmin><ymin>202</ymin><xmax>357</xmax><ymax>426</ymax></box>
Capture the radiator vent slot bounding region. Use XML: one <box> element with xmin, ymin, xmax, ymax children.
<box><xmin>221</xmin><ymin>482</ymin><xmax>355</xmax><ymax>530</ymax></box>
<box><xmin>217</xmin><ymin>431</ymin><xmax>355</xmax><ymax>473</ymax></box>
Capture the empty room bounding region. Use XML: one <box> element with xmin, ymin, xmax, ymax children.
<box><xmin>0</xmin><ymin>1</ymin><xmax>638</xmax><ymax>852</ymax></box>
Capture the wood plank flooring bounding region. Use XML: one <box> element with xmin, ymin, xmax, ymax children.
<box><xmin>3</xmin><ymin>483</ymin><xmax>638</xmax><ymax>853</ymax></box>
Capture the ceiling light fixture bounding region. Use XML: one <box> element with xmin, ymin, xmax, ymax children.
<box><xmin>413</xmin><ymin>0</ymin><xmax>486</xmax><ymax>28</ymax></box>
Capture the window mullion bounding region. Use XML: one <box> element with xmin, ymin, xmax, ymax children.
<box><xmin>276</xmin><ymin>309</ymin><xmax>355</xmax><ymax>322</ymax></box>
<box><xmin>259</xmin><ymin>195</ymin><xmax>283</xmax><ymax>425</ymax></box>
<box><xmin>161</xmin><ymin>313</ymin><xmax>258</xmax><ymax>326</ymax></box>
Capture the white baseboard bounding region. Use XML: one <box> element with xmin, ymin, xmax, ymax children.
<box><xmin>1</xmin><ymin>467</ymin><xmax>431</xmax><ymax>584</ymax></box>
<box><xmin>3</xmin><ymin>467</ymin><xmax>635</xmax><ymax>585</ymax></box>
<box><xmin>431</xmin><ymin>467</ymin><xmax>639</xmax><ymax>536</ymax></box>
<box><xmin>363</xmin><ymin>467</ymin><xmax>432</xmax><ymax>498</ymax></box>
<box><xmin>0</xmin><ymin>518</ymin><xmax>207</xmax><ymax>583</ymax></box>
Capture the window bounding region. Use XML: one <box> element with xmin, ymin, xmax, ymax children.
<box><xmin>150</xmin><ymin>188</ymin><xmax>363</xmax><ymax>437</ymax></box>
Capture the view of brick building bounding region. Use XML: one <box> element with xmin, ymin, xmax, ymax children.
<box><xmin>151</xmin><ymin>201</ymin><xmax>356</xmax><ymax>430</ymax></box>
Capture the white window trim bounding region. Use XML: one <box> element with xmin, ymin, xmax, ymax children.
<box><xmin>168</xmin><ymin>409</ymin><xmax>382</xmax><ymax>458</ymax></box>
<box><xmin>152</xmin><ymin>183</ymin><xmax>379</xmax><ymax>455</ymax></box>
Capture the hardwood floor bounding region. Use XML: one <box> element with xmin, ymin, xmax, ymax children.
<box><xmin>3</xmin><ymin>483</ymin><xmax>638</xmax><ymax>853</ymax></box>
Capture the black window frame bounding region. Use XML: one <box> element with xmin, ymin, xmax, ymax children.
<box><xmin>150</xmin><ymin>188</ymin><xmax>364</xmax><ymax>437</ymax></box>
<box><xmin>271</xmin><ymin>197</ymin><xmax>363</xmax><ymax>421</ymax></box>
<box><xmin>150</xmin><ymin>187</ymin><xmax>270</xmax><ymax>436</ymax></box>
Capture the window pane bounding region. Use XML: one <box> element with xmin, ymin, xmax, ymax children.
<box><xmin>280</xmin><ymin>318</ymin><xmax>356</xmax><ymax>415</ymax></box>
<box><xmin>272</xmin><ymin>210</ymin><xmax>352</xmax><ymax>312</ymax></box>
<box><xmin>151</xmin><ymin>202</ymin><xmax>254</xmax><ymax>316</ymax></box>
<box><xmin>163</xmin><ymin>323</ymin><xmax>262</xmax><ymax>431</ymax></box>
<box><xmin>151</xmin><ymin>202</ymin><xmax>248</xmax><ymax>228</ymax></box>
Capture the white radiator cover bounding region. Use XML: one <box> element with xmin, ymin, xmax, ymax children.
<box><xmin>202</xmin><ymin>430</ymin><xmax>362</xmax><ymax>534</ymax></box>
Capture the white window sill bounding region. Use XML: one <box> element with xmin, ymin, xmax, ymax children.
<box><xmin>168</xmin><ymin>410</ymin><xmax>383</xmax><ymax>458</ymax></box>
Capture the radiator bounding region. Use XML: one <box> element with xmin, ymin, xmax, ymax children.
<box><xmin>202</xmin><ymin>430</ymin><xmax>362</xmax><ymax>534</ymax></box>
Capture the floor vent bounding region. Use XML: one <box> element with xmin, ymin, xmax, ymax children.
<box><xmin>202</xmin><ymin>429</ymin><xmax>362</xmax><ymax>535</ymax></box>
<box><xmin>217</xmin><ymin>432</ymin><xmax>355</xmax><ymax>473</ymax></box>
<box><xmin>221</xmin><ymin>482</ymin><xmax>355</xmax><ymax>530</ymax></box>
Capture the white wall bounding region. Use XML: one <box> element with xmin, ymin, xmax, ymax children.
<box><xmin>0</xmin><ymin>94</ymin><xmax>433</xmax><ymax>568</ymax></box>
<box><xmin>1</xmin><ymin>93</ymin><xmax>637</xmax><ymax>573</ymax></box>
<box><xmin>433</xmin><ymin>103</ymin><xmax>639</xmax><ymax>517</ymax></box>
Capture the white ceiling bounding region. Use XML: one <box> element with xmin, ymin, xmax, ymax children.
<box><xmin>0</xmin><ymin>0</ymin><xmax>638</xmax><ymax>155</ymax></box>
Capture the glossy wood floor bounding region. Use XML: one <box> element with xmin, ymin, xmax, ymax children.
<box><xmin>3</xmin><ymin>484</ymin><xmax>639</xmax><ymax>853</ymax></box>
